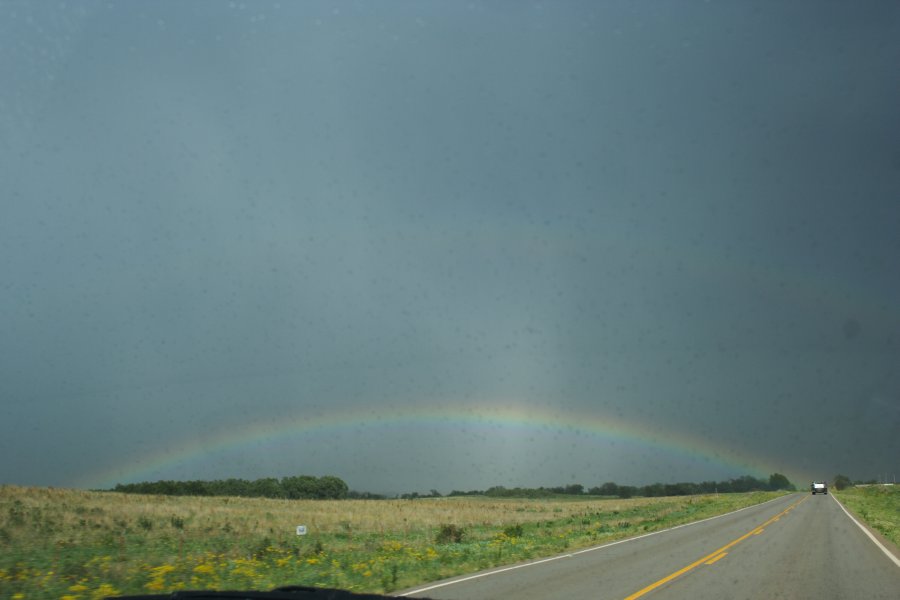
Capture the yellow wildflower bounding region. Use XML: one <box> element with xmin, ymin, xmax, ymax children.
<box><xmin>91</xmin><ymin>584</ymin><xmax>120</xmax><ymax>600</ymax></box>
<box><xmin>193</xmin><ymin>564</ymin><xmax>215</xmax><ymax>575</ymax></box>
<box><xmin>149</xmin><ymin>564</ymin><xmax>176</xmax><ymax>577</ymax></box>
<box><xmin>145</xmin><ymin>564</ymin><xmax>177</xmax><ymax>592</ymax></box>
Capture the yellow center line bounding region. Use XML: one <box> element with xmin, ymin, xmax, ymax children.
<box><xmin>704</xmin><ymin>552</ymin><xmax>727</xmax><ymax>565</ymax></box>
<box><xmin>623</xmin><ymin>496</ymin><xmax>808</xmax><ymax>600</ymax></box>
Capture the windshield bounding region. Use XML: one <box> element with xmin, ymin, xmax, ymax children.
<box><xmin>2</xmin><ymin>1</ymin><xmax>898</xmax><ymax>598</ymax></box>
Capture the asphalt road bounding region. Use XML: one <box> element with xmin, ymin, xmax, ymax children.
<box><xmin>400</xmin><ymin>493</ymin><xmax>900</xmax><ymax>599</ymax></box>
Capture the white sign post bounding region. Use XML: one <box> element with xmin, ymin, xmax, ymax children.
<box><xmin>296</xmin><ymin>525</ymin><xmax>307</xmax><ymax>536</ymax></box>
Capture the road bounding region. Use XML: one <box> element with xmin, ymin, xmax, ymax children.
<box><xmin>400</xmin><ymin>493</ymin><xmax>900</xmax><ymax>599</ymax></box>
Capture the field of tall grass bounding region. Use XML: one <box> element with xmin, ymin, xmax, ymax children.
<box><xmin>0</xmin><ymin>485</ymin><xmax>788</xmax><ymax>598</ymax></box>
<box><xmin>833</xmin><ymin>485</ymin><xmax>899</xmax><ymax>548</ymax></box>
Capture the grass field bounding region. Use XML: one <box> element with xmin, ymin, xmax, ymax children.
<box><xmin>0</xmin><ymin>485</ymin><xmax>789</xmax><ymax>599</ymax></box>
<box><xmin>833</xmin><ymin>485</ymin><xmax>900</xmax><ymax>548</ymax></box>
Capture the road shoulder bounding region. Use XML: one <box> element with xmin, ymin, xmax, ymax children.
<box><xmin>831</xmin><ymin>493</ymin><xmax>900</xmax><ymax>567</ymax></box>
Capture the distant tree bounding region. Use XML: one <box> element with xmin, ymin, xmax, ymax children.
<box><xmin>317</xmin><ymin>475</ymin><xmax>349</xmax><ymax>499</ymax></box>
<box><xmin>252</xmin><ymin>477</ymin><xmax>284</xmax><ymax>498</ymax></box>
<box><xmin>598</xmin><ymin>482</ymin><xmax>619</xmax><ymax>496</ymax></box>
<box><xmin>184</xmin><ymin>480</ymin><xmax>211</xmax><ymax>496</ymax></box>
<box><xmin>158</xmin><ymin>480</ymin><xmax>181</xmax><ymax>495</ymax></box>
<box><xmin>665</xmin><ymin>482</ymin><xmax>700</xmax><ymax>496</ymax></box>
<box><xmin>564</xmin><ymin>484</ymin><xmax>584</xmax><ymax>495</ymax></box>
<box><xmin>832</xmin><ymin>474</ymin><xmax>852</xmax><ymax>490</ymax></box>
<box><xmin>617</xmin><ymin>485</ymin><xmax>636</xmax><ymax>499</ymax></box>
<box><xmin>729</xmin><ymin>475</ymin><xmax>766</xmax><ymax>493</ymax></box>
<box><xmin>642</xmin><ymin>483</ymin><xmax>665</xmax><ymax>497</ymax></box>
<box><xmin>346</xmin><ymin>490</ymin><xmax>386</xmax><ymax>500</ymax></box>
<box><xmin>447</xmin><ymin>489</ymin><xmax>483</xmax><ymax>497</ymax></box>
<box><xmin>281</xmin><ymin>475</ymin><xmax>318</xmax><ymax>499</ymax></box>
<box><xmin>767</xmin><ymin>473</ymin><xmax>794</xmax><ymax>491</ymax></box>
<box><xmin>213</xmin><ymin>478</ymin><xmax>252</xmax><ymax>497</ymax></box>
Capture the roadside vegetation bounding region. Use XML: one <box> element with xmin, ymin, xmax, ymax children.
<box><xmin>1</xmin><ymin>485</ymin><xmax>789</xmax><ymax>598</ymax></box>
<box><xmin>832</xmin><ymin>485</ymin><xmax>899</xmax><ymax>548</ymax></box>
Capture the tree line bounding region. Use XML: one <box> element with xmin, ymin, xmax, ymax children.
<box><xmin>831</xmin><ymin>474</ymin><xmax>886</xmax><ymax>490</ymax></box>
<box><xmin>110</xmin><ymin>472</ymin><xmax>795</xmax><ymax>501</ymax></box>
<box><xmin>110</xmin><ymin>475</ymin><xmax>349</xmax><ymax>499</ymax></box>
<box><xmin>424</xmin><ymin>473</ymin><xmax>795</xmax><ymax>500</ymax></box>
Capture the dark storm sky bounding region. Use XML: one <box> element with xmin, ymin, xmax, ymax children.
<box><xmin>2</xmin><ymin>1</ymin><xmax>898</xmax><ymax>493</ymax></box>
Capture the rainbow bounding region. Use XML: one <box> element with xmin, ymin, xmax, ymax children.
<box><xmin>82</xmin><ymin>403</ymin><xmax>778</xmax><ymax>489</ymax></box>
<box><xmin>75</xmin><ymin>216</ymin><xmax>892</xmax><ymax>492</ymax></box>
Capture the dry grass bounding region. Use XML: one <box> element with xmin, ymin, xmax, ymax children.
<box><xmin>1</xmin><ymin>485</ymin><xmax>701</xmax><ymax>547</ymax></box>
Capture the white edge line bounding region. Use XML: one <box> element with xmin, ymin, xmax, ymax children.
<box><xmin>831</xmin><ymin>493</ymin><xmax>900</xmax><ymax>568</ymax></box>
<box><xmin>398</xmin><ymin>493</ymin><xmax>791</xmax><ymax>596</ymax></box>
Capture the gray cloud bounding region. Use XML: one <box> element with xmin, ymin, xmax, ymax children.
<box><xmin>2</xmin><ymin>1</ymin><xmax>899</xmax><ymax>493</ymax></box>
